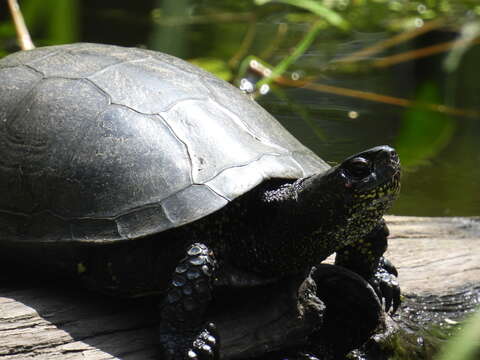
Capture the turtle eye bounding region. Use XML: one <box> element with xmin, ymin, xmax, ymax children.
<box><xmin>346</xmin><ymin>157</ymin><xmax>371</xmax><ymax>178</ymax></box>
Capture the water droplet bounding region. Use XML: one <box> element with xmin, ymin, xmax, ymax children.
<box><xmin>239</xmin><ymin>78</ymin><xmax>255</xmax><ymax>93</ymax></box>
<box><xmin>415</xmin><ymin>18</ymin><xmax>424</xmax><ymax>27</ymax></box>
<box><xmin>417</xmin><ymin>4</ymin><xmax>426</xmax><ymax>13</ymax></box>
<box><xmin>348</xmin><ymin>110</ymin><xmax>359</xmax><ymax>119</ymax></box>
<box><xmin>259</xmin><ymin>84</ymin><xmax>270</xmax><ymax>95</ymax></box>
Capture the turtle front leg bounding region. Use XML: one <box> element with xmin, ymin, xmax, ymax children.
<box><xmin>334</xmin><ymin>219</ymin><xmax>401</xmax><ymax>313</ymax></box>
<box><xmin>160</xmin><ymin>243</ymin><xmax>219</xmax><ymax>360</ymax></box>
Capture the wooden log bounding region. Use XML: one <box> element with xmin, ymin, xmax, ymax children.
<box><xmin>384</xmin><ymin>216</ymin><xmax>480</xmax><ymax>336</ymax></box>
<box><xmin>0</xmin><ymin>216</ymin><xmax>478</xmax><ymax>359</ymax></box>
<box><xmin>385</xmin><ymin>215</ymin><xmax>480</xmax><ymax>295</ymax></box>
<box><xmin>0</xmin><ymin>266</ymin><xmax>381</xmax><ymax>360</ymax></box>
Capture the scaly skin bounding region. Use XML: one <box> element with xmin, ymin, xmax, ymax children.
<box><xmin>160</xmin><ymin>146</ymin><xmax>401</xmax><ymax>359</ymax></box>
<box><xmin>160</xmin><ymin>243</ymin><xmax>219</xmax><ymax>360</ymax></box>
<box><xmin>335</xmin><ymin>219</ymin><xmax>401</xmax><ymax>313</ymax></box>
<box><xmin>39</xmin><ymin>146</ymin><xmax>399</xmax><ymax>359</ymax></box>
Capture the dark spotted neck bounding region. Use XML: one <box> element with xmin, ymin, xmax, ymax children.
<box><xmin>225</xmin><ymin>172</ymin><xmax>348</xmax><ymax>276</ymax></box>
<box><xmin>259</xmin><ymin>172</ymin><xmax>355</xmax><ymax>272</ymax></box>
<box><xmin>229</xmin><ymin>163</ymin><xmax>398</xmax><ymax>276</ymax></box>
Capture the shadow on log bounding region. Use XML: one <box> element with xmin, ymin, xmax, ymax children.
<box><xmin>0</xmin><ymin>265</ymin><xmax>381</xmax><ymax>359</ymax></box>
<box><xmin>0</xmin><ymin>216</ymin><xmax>479</xmax><ymax>359</ymax></box>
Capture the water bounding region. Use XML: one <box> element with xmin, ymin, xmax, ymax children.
<box><xmin>256</xmin><ymin>45</ymin><xmax>480</xmax><ymax>216</ymax></box>
<box><xmin>248</xmin><ymin>24</ymin><xmax>480</xmax><ymax>217</ymax></box>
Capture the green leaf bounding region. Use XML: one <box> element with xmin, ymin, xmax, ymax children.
<box><xmin>10</xmin><ymin>0</ymin><xmax>79</xmax><ymax>46</ymax></box>
<box><xmin>0</xmin><ymin>23</ymin><xmax>15</xmax><ymax>37</ymax></box>
<box><xmin>189</xmin><ymin>57</ymin><xmax>232</xmax><ymax>81</ymax></box>
<box><xmin>435</xmin><ymin>310</ymin><xmax>480</xmax><ymax>360</ymax></box>
<box><xmin>257</xmin><ymin>20</ymin><xmax>324</xmax><ymax>86</ymax></box>
<box><xmin>47</xmin><ymin>0</ymin><xmax>79</xmax><ymax>44</ymax></box>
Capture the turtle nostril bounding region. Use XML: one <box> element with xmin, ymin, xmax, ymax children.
<box><xmin>389</xmin><ymin>149</ymin><xmax>399</xmax><ymax>164</ymax></box>
<box><xmin>376</xmin><ymin>146</ymin><xmax>399</xmax><ymax>166</ymax></box>
<box><xmin>387</xmin><ymin>148</ymin><xmax>397</xmax><ymax>158</ymax></box>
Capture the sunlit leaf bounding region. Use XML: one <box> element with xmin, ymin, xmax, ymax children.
<box><xmin>435</xmin><ymin>310</ymin><xmax>480</xmax><ymax>360</ymax></box>
<box><xmin>189</xmin><ymin>57</ymin><xmax>232</xmax><ymax>81</ymax></box>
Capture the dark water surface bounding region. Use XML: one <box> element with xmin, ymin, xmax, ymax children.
<box><xmin>1</xmin><ymin>0</ymin><xmax>479</xmax><ymax>216</ymax></box>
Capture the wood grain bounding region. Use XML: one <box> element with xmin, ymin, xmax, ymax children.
<box><xmin>385</xmin><ymin>215</ymin><xmax>480</xmax><ymax>294</ymax></box>
<box><xmin>0</xmin><ymin>216</ymin><xmax>478</xmax><ymax>359</ymax></box>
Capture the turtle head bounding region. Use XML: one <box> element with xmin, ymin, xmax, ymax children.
<box><xmin>294</xmin><ymin>145</ymin><xmax>400</xmax><ymax>251</ymax></box>
<box><xmin>243</xmin><ymin>146</ymin><xmax>400</xmax><ymax>275</ymax></box>
<box><xmin>337</xmin><ymin>145</ymin><xmax>401</xmax><ymax>206</ymax></box>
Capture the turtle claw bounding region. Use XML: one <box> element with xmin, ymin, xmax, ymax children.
<box><xmin>391</xmin><ymin>283</ymin><xmax>401</xmax><ymax>314</ymax></box>
<box><xmin>369</xmin><ymin>258</ymin><xmax>401</xmax><ymax>314</ymax></box>
<box><xmin>382</xmin><ymin>257</ymin><xmax>398</xmax><ymax>277</ymax></box>
<box><xmin>189</xmin><ymin>323</ymin><xmax>219</xmax><ymax>360</ymax></box>
<box><xmin>379</xmin><ymin>273</ymin><xmax>393</xmax><ymax>311</ymax></box>
<box><xmin>160</xmin><ymin>323</ymin><xmax>219</xmax><ymax>360</ymax></box>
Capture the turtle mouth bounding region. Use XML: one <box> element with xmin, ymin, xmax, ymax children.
<box><xmin>376</xmin><ymin>146</ymin><xmax>400</xmax><ymax>177</ymax></box>
<box><xmin>370</xmin><ymin>162</ymin><xmax>401</xmax><ymax>200</ymax></box>
<box><xmin>383</xmin><ymin>156</ymin><xmax>401</xmax><ymax>195</ymax></box>
<box><xmin>387</xmin><ymin>151</ymin><xmax>401</xmax><ymax>180</ymax></box>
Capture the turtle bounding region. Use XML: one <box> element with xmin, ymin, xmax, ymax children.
<box><xmin>0</xmin><ymin>43</ymin><xmax>401</xmax><ymax>359</ymax></box>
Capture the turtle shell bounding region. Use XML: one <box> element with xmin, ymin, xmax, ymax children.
<box><xmin>0</xmin><ymin>43</ymin><xmax>328</xmax><ymax>243</ymax></box>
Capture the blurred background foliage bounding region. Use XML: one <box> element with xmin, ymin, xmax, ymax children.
<box><xmin>1</xmin><ymin>0</ymin><xmax>479</xmax><ymax>216</ymax></box>
<box><xmin>435</xmin><ymin>309</ymin><xmax>480</xmax><ymax>360</ymax></box>
<box><xmin>0</xmin><ymin>1</ymin><xmax>479</xmax><ymax>359</ymax></box>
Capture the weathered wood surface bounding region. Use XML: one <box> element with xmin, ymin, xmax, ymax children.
<box><xmin>385</xmin><ymin>215</ymin><xmax>480</xmax><ymax>294</ymax></box>
<box><xmin>0</xmin><ymin>216</ymin><xmax>479</xmax><ymax>359</ymax></box>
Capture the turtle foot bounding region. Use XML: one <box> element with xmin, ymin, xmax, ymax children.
<box><xmin>159</xmin><ymin>242</ymin><xmax>218</xmax><ymax>359</ymax></box>
<box><xmin>160</xmin><ymin>322</ymin><xmax>219</xmax><ymax>360</ymax></box>
<box><xmin>369</xmin><ymin>257</ymin><xmax>401</xmax><ymax>314</ymax></box>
